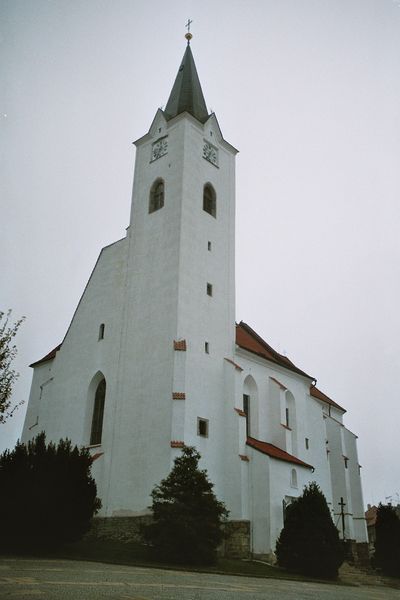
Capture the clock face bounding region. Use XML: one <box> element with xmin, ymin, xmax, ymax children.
<box><xmin>203</xmin><ymin>141</ymin><xmax>218</xmax><ymax>166</ymax></box>
<box><xmin>151</xmin><ymin>137</ymin><xmax>168</xmax><ymax>161</ymax></box>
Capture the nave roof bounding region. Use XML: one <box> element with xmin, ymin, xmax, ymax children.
<box><xmin>236</xmin><ymin>321</ymin><xmax>346</xmax><ymax>412</ymax></box>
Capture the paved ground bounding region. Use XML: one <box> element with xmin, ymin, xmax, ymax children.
<box><xmin>0</xmin><ymin>557</ymin><xmax>399</xmax><ymax>600</ymax></box>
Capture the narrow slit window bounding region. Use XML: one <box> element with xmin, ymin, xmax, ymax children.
<box><xmin>285</xmin><ymin>407</ymin><xmax>289</xmax><ymax>428</ymax></box>
<box><xmin>206</xmin><ymin>283</ymin><xmax>213</xmax><ymax>296</ymax></box>
<box><xmin>205</xmin><ymin>342</ymin><xmax>209</xmax><ymax>354</ymax></box>
<box><xmin>98</xmin><ymin>323</ymin><xmax>105</xmax><ymax>340</ymax></box>
<box><xmin>208</xmin><ymin>241</ymin><xmax>212</xmax><ymax>251</ymax></box>
<box><xmin>243</xmin><ymin>394</ymin><xmax>250</xmax><ymax>437</ymax></box>
<box><xmin>290</xmin><ymin>469</ymin><xmax>298</xmax><ymax>488</ymax></box>
<box><xmin>197</xmin><ymin>418</ymin><xmax>209</xmax><ymax>437</ymax></box>
<box><xmin>305</xmin><ymin>437</ymin><xmax>309</xmax><ymax>450</ymax></box>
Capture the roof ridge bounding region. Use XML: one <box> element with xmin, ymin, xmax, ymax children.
<box><xmin>239</xmin><ymin>321</ymin><xmax>290</xmax><ymax>363</ymax></box>
<box><xmin>237</xmin><ymin>321</ymin><xmax>313</xmax><ymax>380</ymax></box>
<box><xmin>246</xmin><ymin>436</ymin><xmax>313</xmax><ymax>469</ymax></box>
<box><xmin>310</xmin><ymin>384</ymin><xmax>346</xmax><ymax>413</ymax></box>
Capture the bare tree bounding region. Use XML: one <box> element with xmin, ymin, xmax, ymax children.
<box><xmin>0</xmin><ymin>310</ymin><xmax>25</xmax><ymax>424</ymax></box>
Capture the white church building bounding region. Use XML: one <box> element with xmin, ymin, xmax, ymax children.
<box><xmin>22</xmin><ymin>37</ymin><xmax>368</xmax><ymax>558</ymax></box>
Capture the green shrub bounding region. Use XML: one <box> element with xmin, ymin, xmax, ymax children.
<box><xmin>0</xmin><ymin>432</ymin><xmax>101</xmax><ymax>550</ymax></box>
<box><xmin>373</xmin><ymin>503</ymin><xmax>400</xmax><ymax>577</ymax></box>
<box><xmin>143</xmin><ymin>446</ymin><xmax>228</xmax><ymax>565</ymax></box>
<box><xmin>276</xmin><ymin>482</ymin><xmax>344</xmax><ymax>578</ymax></box>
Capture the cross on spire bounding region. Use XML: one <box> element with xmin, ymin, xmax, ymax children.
<box><xmin>185</xmin><ymin>19</ymin><xmax>193</xmax><ymax>43</ymax></box>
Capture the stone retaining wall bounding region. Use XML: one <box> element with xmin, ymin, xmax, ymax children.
<box><xmin>85</xmin><ymin>516</ymin><xmax>251</xmax><ymax>558</ymax></box>
<box><xmin>85</xmin><ymin>516</ymin><xmax>152</xmax><ymax>544</ymax></box>
<box><xmin>220</xmin><ymin>520</ymin><xmax>251</xmax><ymax>559</ymax></box>
<box><xmin>344</xmin><ymin>540</ymin><xmax>370</xmax><ymax>566</ymax></box>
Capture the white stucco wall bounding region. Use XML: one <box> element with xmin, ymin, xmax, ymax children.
<box><xmin>23</xmin><ymin>238</ymin><xmax>128</xmax><ymax>503</ymax></box>
<box><xmin>234</xmin><ymin>347</ymin><xmax>314</xmax><ymax>465</ymax></box>
<box><xmin>22</xmin><ymin>361</ymin><xmax>55</xmax><ymax>439</ymax></box>
<box><xmin>305</xmin><ymin>396</ymin><xmax>334</xmax><ymax>510</ymax></box>
<box><xmin>344</xmin><ymin>427</ymin><xmax>368</xmax><ymax>542</ymax></box>
<box><xmin>326</xmin><ymin>416</ymin><xmax>355</xmax><ymax>539</ymax></box>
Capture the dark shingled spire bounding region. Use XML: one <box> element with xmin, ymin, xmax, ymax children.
<box><xmin>164</xmin><ymin>44</ymin><xmax>209</xmax><ymax>124</ymax></box>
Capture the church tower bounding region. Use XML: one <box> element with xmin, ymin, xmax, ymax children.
<box><xmin>102</xmin><ymin>36</ymin><xmax>238</xmax><ymax>514</ymax></box>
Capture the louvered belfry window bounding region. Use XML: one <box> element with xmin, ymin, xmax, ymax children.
<box><xmin>149</xmin><ymin>179</ymin><xmax>165</xmax><ymax>213</ymax></box>
<box><xmin>203</xmin><ymin>183</ymin><xmax>216</xmax><ymax>217</ymax></box>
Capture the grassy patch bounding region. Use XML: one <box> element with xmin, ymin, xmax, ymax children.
<box><xmin>5</xmin><ymin>539</ymin><xmax>341</xmax><ymax>583</ymax></box>
<box><xmin>4</xmin><ymin>539</ymin><xmax>400</xmax><ymax>589</ymax></box>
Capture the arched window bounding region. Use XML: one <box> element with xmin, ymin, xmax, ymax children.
<box><xmin>285</xmin><ymin>390</ymin><xmax>297</xmax><ymax>455</ymax></box>
<box><xmin>149</xmin><ymin>179</ymin><xmax>164</xmax><ymax>213</ymax></box>
<box><xmin>203</xmin><ymin>184</ymin><xmax>216</xmax><ymax>218</ymax></box>
<box><xmin>243</xmin><ymin>375</ymin><xmax>258</xmax><ymax>438</ymax></box>
<box><xmin>90</xmin><ymin>378</ymin><xmax>106</xmax><ymax>445</ymax></box>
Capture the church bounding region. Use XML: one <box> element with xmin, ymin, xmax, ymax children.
<box><xmin>21</xmin><ymin>34</ymin><xmax>368</xmax><ymax>559</ymax></box>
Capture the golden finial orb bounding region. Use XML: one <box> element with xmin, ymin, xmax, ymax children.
<box><xmin>185</xmin><ymin>19</ymin><xmax>193</xmax><ymax>43</ymax></box>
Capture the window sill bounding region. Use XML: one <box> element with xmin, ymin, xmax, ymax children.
<box><xmin>281</xmin><ymin>424</ymin><xmax>292</xmax><ymax>431</ymax></box>
<box><xmin>86</xmin><ymin>443</ymin><xmax>102</xmax><ymax>449</ymax></box>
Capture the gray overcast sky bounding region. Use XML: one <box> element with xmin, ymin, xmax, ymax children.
<box><xmin>1</xmin><ymin>0</ymin><xmax>400</xmax><ymax>507</ymax></box>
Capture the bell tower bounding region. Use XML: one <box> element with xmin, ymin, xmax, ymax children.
<box><xmin>105</xmin><ymin>36</ymin><xmax>238</xmax><ymax>513</ymax></box>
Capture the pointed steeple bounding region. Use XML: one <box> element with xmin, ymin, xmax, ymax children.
<box><xmin>164</xmin><ymin>42</ymin><xmax>209</xmax><ymax>124</ymax></box>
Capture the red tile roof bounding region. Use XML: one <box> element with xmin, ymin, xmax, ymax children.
<box><xmin>236</xmin><ymin>322</ymin><xmax>346</xmax><ymax>412</ymax></box>
<box><xmin>236</xmin><ymin>322</ymin><xmax>313</xmax><ymax>380</ymax></box>
<box><xmin>29</xmin><ymin>344</ymin><xmax>62</xmax><ymax>368</ymax></box>
<box><xmin>246</xmin><ymin>437</ymin><xmax>313</xmax><ymax>469</ymax></box>
<box><xmin>310</xmin><ymin>385</ymin><xmax>346</xmax><ymax>413</ymax></box>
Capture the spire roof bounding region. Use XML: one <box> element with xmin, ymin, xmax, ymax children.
<box><xmin>164</xmin><ymin>43</ymin><xmax>209</xmax><ymax>124</ymax></box>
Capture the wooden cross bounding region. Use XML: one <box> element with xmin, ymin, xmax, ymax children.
<box><xmin>338</xmin><ymin>497</ymin><xmax>346</xmax><ymax>540</ymax></box>
<box><xmin>185</xmin><ymin>19</ymin><xmax>193</xmax><ymax>33</ymax></box>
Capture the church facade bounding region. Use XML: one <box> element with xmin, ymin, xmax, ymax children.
<box><xmin>22</xmin><ymin>39</ymin><xmax>368</xmax><ymax>557</ymax></box>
